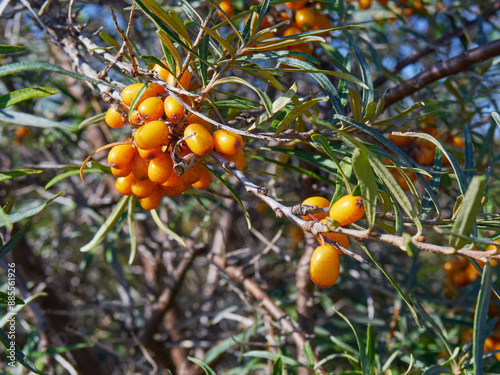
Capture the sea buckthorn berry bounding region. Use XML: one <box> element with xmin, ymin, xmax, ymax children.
<box><xmin>283</xmin><ymin>26</ymin><xmax>302</xmax><ymax>37</ymax></box>
<box><xmin>301</xmin><ymin>196</ymin><xmax>330</xmax><ymax>221</ymax></box>
<box><xmin>148</xmin><ymin>153</ymin><xmax>173</xmax><ymax>183</ymax></box>
<box><xmin>414</xmin><ymin>143</ymin><xmax>436</xmax><ymax>166</ymax></box>
<box><xmin>138</xmin><ymin>97</ymin><xmax>165</xmax><ymax>122</ymax></box>
<box><xmin>218</xmin><ymin>0</ymin><xmax>234</xmax><ymax>18</ymax></box>
<box><xmin>316</xmin><ymin>220</ymin><xmax>349</xmax><ymax>255</ymax></box>
<box><xmin>310</xmin><ymin>245</ymin><xmax>340</xmax><ymax>287</ymax></box>
<box><xmin>108</xmin><ymin>144</ymin><xmax>136</xmax><ymax>170</ymax></box>
<box><xmin>131</xmin><ymin>154</ymin><xmax>150</xmax><ymax>181</ymax></box>
<box><xmin>131</xmin><ymin>178</ymin><xmax>156</xmax><ymax>198</ymax></box>
<box><xmin>111</xmin><ymin>165</ymin><xmax>132</xmax><ymax>178</ymax></box>
<box><xmin>192</xmin><ymin>167</ymin><xmax>212</xmax><ymax>190</ymax></box>
<box><xmin>115</xmin><ymin>174</ymin><xmax>135</xmax><ymax>195</ymax></box>
<box><xmin>130</xmin><ymin>110</ymin><xmax>143</xmax><ymax>126</ymax></box>
<box><xmin>312</xmin><ymin>13</ymin><xmax>331</xmax><ymax>31</ymax></box>
<box><xmin>150</xmin><ymin>82</ymin><xmax>167</xmax><ymax>95</ymax></box>
<box><xmin>286</xmin><ymin>1</ymin><xmax>307</xmax><ymax>10</ymax></box>
<box><xmin>359</xmin><ymin>0</ymin><xmax>372</xmax><ymax>9</ymax></box>
<box><xmin>160</xmin><ymin>178</ymin><xmax>189</xmax><ymax>197</ymax></box>
<box><xmin>139</xmin><ymin>186</ymin><xmax>162</xmax><ymax>210</ymax></box>
<box><xmin>389</xmin><ymin>131</ymin><xmax>412</xmax><ymax>147</ymax></box>
<box><xmin>184</xmin><ymin>123</ymin><xmax>214</xmax><ymax>156</ymax></box>
<box><xmin>134</xmin><ymin>120</ymin><xmax>170</xmax><ymax>150</ymax></box>
<box><xmin>164</xmin><ymin>96</ymin><xmax>186</xmax><ymax>125</ymax></box>
<box><xmin>219</xmin><ymin>149</ymin><xmax>246</xmax><ymax>170</ymax></box>
<box><xmin>185</xmin><ymin>112</ymin><xmax>212</xmax><ymax>132</ymax></box>
<box><xmin>295</xmin><ymin>8</ymin><xmax>316</xmax><ymax>29</ymax></box>
<box><xmin>162</xmin><ymin>168</ymin><xmax>183</xmax><ymax>188</ymax></box>
<box><xmin>121</xmin><ymin>83</ymin><xmax>158</xmax><ymax>107</ymax></box>
<box><xmin>213</xmin><ymin>129</ymin><xmax>244</xmax><ymax>156</ymax></box>
<box><xmin>137</xmin><ymin>145</ymin><xmax>162</xmax><ymax>160</ymax></box>
<box><xmin>329</xmin><ymin>195</ymin><xmax>365</xmax><ymax>226</ymax></box>
<box><xmin>105</xmin><ymin>107</ymin><xmax>126</xmax><ymax>129</ymax></box>
<box><xmin>180</xmin><ymin>163</ymin><xmax>203</xmax><ymax>185</ymax></box>
<box><xmin>153</xmin><ymin>62</ymin><xmax>191</xmax><ymax>90</ymax></box>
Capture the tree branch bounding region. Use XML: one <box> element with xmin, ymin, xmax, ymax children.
<box><xmin>384</xmin><ymin>38</ymin><xmax>500</xmax><ymax>107</ymax></box>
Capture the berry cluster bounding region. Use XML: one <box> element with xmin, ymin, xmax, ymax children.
<box><xmin>301</xmin><ymin>195</ymin><xmax>365</xmax><ymax>287</ymax></box>
<box><xmin>103</xmin><ymin>62</ymin><xmax>246</xmax><ymax>210</ymax></box>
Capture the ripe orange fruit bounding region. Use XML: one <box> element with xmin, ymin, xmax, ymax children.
<box><xmin>121</xmin><ymin>83</ymin><xmax>157</xmax><ymax>107</ymax></box>
<box><xmin>164</xmin><ymin>96</ymin><xmax>186</xmax><ymax>124</ymax></box>
<box><xmin>131</xmin><ymin>154</ymin><xmax>150</xmax><ymax>181</ymax></box>
<box><xmin>185</xmin><ymin>112</ymin><xmax>212</xmax><ymax>132</ymax></box>
<box><xmin>105</xmin><ymin>107</ymin><xmax>126</xmax><ymax>129</ymax></box>
<box><xmin>359</xmin><ymin>0</ymin><xmax>372</xmax><ymax>9</ymax></box>
<box><xmin>301</xmin><ymin>196</ymin><xmax>330</xmax><ymax>221</ymax></box>
<box><xmin>316</xmin><ymin>220</ymin><xmax>349</xmax><ymax>255</ymax></box>
<box><xmin>283</xmin><ymin>26</ymin><xmax>302</xmax><ymax>37</ymax></box>
<box><xmin>286</xmin><ymin>1</ymin><xmax>307</xmax><ymax>10</ymax></box>
<box><xmin>389</xmin><ymin>131</ymin><xmax>412</xmax><ymax>147</ymax></box>
<box><xmin>192</xmin><ymin>167</ymin><xmax>212</xmax><ymax>190</ymax></box>
<box><xmin>137</xmin><ymin>145</ymin><xmax>162</xmax><ymax>160</ymax></box>
<box><xmin>134</xmin><ymin>120</ymin><xmax>170</xmax><ymax>150</ymax></box>
<box><xmin>138</xmin><ymin>97</ymin><xmax>165</xmax><ymax>122</ymax></box>
<box><xmin>312</xmin><ymin>13</ymin><xmax>331</xmax><ymax>31</ymax></box>
<box><xmin>153</xmin><ymin>62</ymin><xmax>191</xmax><ymax>90</ymax></box>
<box><xmin>108</xmin><ymin>144</ymin><xmax>136</xmax><ymax>170</ymax></box>
<box><xmin>180</xmin><ymin>163</ymin><xmax>204</xmax><ymax>185</ymax></box>
<box><xmin>414</xmin><ymin>142</ymin><xmax>436</xmax><ymax>166</ymax></box>
<box><xmin>212</xmin><ymin>129</ymin><xmax>244</xmax><ymax>155</ymax></box>
<box><xmin>310</xmin><ymin>245</ymin><xmax>340</xmax><ymax>287</ymax></box>
<box><xmin>147</xmin><ymin>153</ymin><xmax>173</xmax><ymax>183</ymax></box>
<box><xmin>160</xmin><ymin>178</ymin><xmax>189</xmax><ymax>197</ymax></box>
<box><xmin>218</xmin><ymin>0</ymin><xmax>234</xmax><ymax>18</ymax></box>
<box><xmin>115</xmin><ymin>174</ymin><xmax>135</xmax><ymax>195</ymax></box>
<box><xmin>219</xmin><ymin>149</ymin><xmax>245</xmax><ymax>170</ymax></box>
<box><xmin>295</xmin><ymin>8</ymin><xmax>316</xmax><ymax>29</ymax></box>
<box><xmin>139</xmin><ymin>186</ymin><xmax>162</xmax><ymax>210</ymax></box>
<box><xmin>329</xmin><ymin>195</ymin><xmax>365</xmax><ymax>226</ymax></box>
<box><xmin>111</xmin><ymin>165</ymin><xmax>132</xmax><ymax>178</ymax></box>
<box><xmin>131</xmin><ymin>178</ymin><xmax>156</xmax><ymax>198</ymax></box>
<box><xmin>184</xmin><ymin>123</ymin><xmax>214</xmax><ymax>156</ymax></box>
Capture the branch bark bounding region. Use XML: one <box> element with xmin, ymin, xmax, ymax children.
<box><xmin>384</xmin><ymin>38</ymin><xmax>500</xmax><ymax>107</ymax></box>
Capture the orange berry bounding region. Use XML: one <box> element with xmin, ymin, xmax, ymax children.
<box><xmin>134</xmin><ymin>121</ymin><xmax>170</xmax><ymax>150</ymax></box>
<box><xmin>131</xmin><ymin>154</ymin><xmax>150</xmax><ymax>181</ymax></box>
<box><xmin>316</xmin><ymin>220</ymin><xmax>349</xmax><ymax>255</ymax></box>
<box><xmin>150</xmin><ymin>82</ymin><xmax>167</xmax><ymax>95</ymax></box>
<box><xmin>185</xmin><ymin>112</ymin><xmax>212</xmax><ymax>132</ymax></box>
<box><xmin>359</xmin><ymin>0</ymin><xmax>372</xmax><ymax>9</ymax></box>
<box><xmin>111</xmin><ymin>165</ymin><xmax>132</xmax><ymax>178</ymax></box>
<box><xmin>219</xmin><ymin>149</ymin><xmax>246</xmax><ymax>170</ymax></box>
<box><xmin>148</xmin><ymin>153</ymin><xmax>173</xmax><ymax>184</ymax></box>
<box><xmin>105</xmin><ymin>107</ymin><xmax>126</xmax><ymax>129</ymax></box>
<box><xmin>301</xmin><ymin>196</ymin><xmax>330</xmax><ymax>221</ymax></box>
<box><xmin>312</xmin><ymin>13</ymin><xmax>331</xmax><ymax>31</ymax></box>
<box><xmin>329</xmin><ymin>195</ymin><xmax>365</xmax><ymax>226</ymax></box>
<box><xmin>283</xmin><ymin>26</ymin><xmax>302</xmax><ymax>37</ymax></box>
<box><xmin>108</xmin><ymin>144</ymin><xmax>136</xmax><ymax>170</ymax></box>
<box><xmin>218</xmin><ymin>0</ymin><xmax>234</xmax><ymax>18</ymax></box>
<box><xmin>192</xmin><ymin>167</ymin><xmax>212</xmax><ymax>190</ymax></box>
<box><xmin>184</xmin><ymin>123</ymin><xmax>214</xmax><ymax>156</ymax></box>
<box><xmin>160</xmin><ymin>178</ymin><xmax>189</xmax><ymax>197</ymax></box>
<box><xmin>310</xmin><ymin>245</ymin><xmax>340</xmax><ymax>287</ymax></box>
<box><xmin>389</xmin><ymin>131</ymin><xmax>412</xmax><ymax>147</ymax></box>
<box><xmin>180</xmin><ymin>163</ymin><xmax>203</xmax><ymax>185</ymax></box>
<box><xmin>131</xmin><ymin>178</ymin><xmax>156</xmax><ymax>198</ymax></box>
<box><xmin>115</xmin><ymin>174</ymin><xmax>135</xmax><ymax>195</ymax></box>
<box><xmin>137</xmin><ymin>145</ymin><xmax>162</xmax><ymax>160</ymax></box>
<box><xmin>414</xmin><ymin>143</ymin><xmax>436</xmax><ymax>166</ymax></box>
<box><xmin>153</xmin><ymin>62</ymin><xmax>191</xmax><ymax>90</ymax></box>
<box><xmin>138</xmin><ymin>97</ymin><xmax>165</xmax><ymax>122</ymax></box>
<box><xmin>295</xmin><ymin>8</ymin><xmax>316</xmax><ymax>29</ymax></box>
<box><xmin>130</xmin><ymin>110</ymin><xmax>143</xmax><ymax>126</ymax></box>
<box><xmin>286</xmin><ymin>1</ymin><xmax>307</xmax><ymax>10</ymax></box>
<box><xmin>213</xmin><ymin>129</ymin><xmax>244</xmax><ymax>155</ymax></box>
<box><xmin>139</xmin><ymin>186</ymin><xmax>162</xmax><ymax>210</ymax></box>
<box><xmin>121</xmin><ymin>83</ymin><xmax>157</xmax><ymax>107</ymax></box>
<box><xmin>162</xmin><ymin>168</ymin><xmax>183</xmax><ymax>188</ymax></box>
<box><xmin>164</xmin><ymin>96</ymin><xmax>186</xmax><ymax>125</ymax></box>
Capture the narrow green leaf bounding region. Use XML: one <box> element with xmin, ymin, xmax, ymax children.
<box><xmin>422</xmin><ymin>366</ymin><xmax>453</xmax><ymax>375</ymax></box>
<box><xmin>0</xmin><ymin>61</ymin><xmax>107</xmax><ymax>84</ymax></box>
<box><xmin>0</xmin><ymin>45</ymin><xmax>26</xmax><ymax>54</ymax></box>
<box><xmin>0</xmin><ymin>87</ymin><xmax>59</xmax><ymax>109</ymax></box>
<box><xmin>473</xmin><ymin>261</ymin><xmax>492</xmax><ymax>375</ymax></box>
<box><xmin>402</xmin><ymin>233</ymin><xmax>418</xmax><ymax>257</ymax></box>
<box><xmin>251</xmin><ymin>82</ymin><xmax>298</xmax><ymax>129</ymax></box>
<box><xmin>99</xmin><ymin>31</ymin><xmax>121</xmax><ymax>51</ymax></box>
<box><xmin>0</xmin><ymin>292</ymin><xmax>24</xmax><ymax>306</ymax></box>
<box><xmin>492</xmin><ymin>112</ymin><xmax>500</xmax><ymax>129</ymax></box>
<box><xmin>359</xmin><ymin>243</ymin><xmax>421</xmax><ymax>327</ymax></box>
<box><xmin>208</xmin><ymin>170</ymin><xmax>252</xmax><ymax>229</ymax></box>
<box><xmin>0</xmin><ymin>328</ymin><xmax>46</xmax><ymax>374</ymax></box>
<box><xmin>0</xmin><ymin>109</ymin><xmax>76</xmax><ymax>130</ymax></box>
<box><xmin>271</xmin><ymin>357</ymin><xmax>283</xmax><ymax>375</ymax></box>
<box><xmin>127</xmin><ymin>196</ymin><xmax>137</xmax><ymax>264</ymax></box>
<box><xmin>349</xmin><ymin>36</ymin><xmax>374</xmax><ymax>107</ymax></box>
<box><xmin>150</xmin><ymin>209</ymin><xmax>186</xmax><ymax>247</ymax></box>
<box><xmin>449</xmin><ymin>175</ymin><xmax>486</xmax><ymax>249</ymax></box>
<box><xmin>128</xmin><ymin>81</ymin><xmax>150</xmax><ymax>122</ymax></box>
<box><xmin>275</xmin><ymin>98</ymin><xmax>326</xmax><ymax>135</ymax></box>
<box><xmin>45</xmin><ymin>167</ymin><xmax>106</xmax><ymax>189</ymax></box>
<box><xmin>188</xmin><ymin>357</ymin><xmax>217</xmax><ymax>375</ymax></box>
<box><xmin>333</xmin><ymin>308</ymin><xmax>370</xmax><ymax>375</ymax></box>
<box><xmin>349</xmin><ymin>89</ymin><xmax>363</xmax><ymax>121</ymax></box>
<box><xmin>0</xmin><ymin>221</ymin><xmax>30</xmax><ymax>260</ymax></box>
<box><xmin>352</xmin><ymin>148</ymin><xmax>377</xmax><ymax>231</ymax></box>
<box><xmin>78</xmin><ymin>112</ymin><xmax>106</xmax><ymax>130</ymax></box>
<box><xmin>4</xmin><ymin>193</ymin><xmax>61</xmax><ymax>228</ymax></box>
<box><xmin>0</xmin><ymin>169</ymin><xmax>42</xmax><ymax>182</ymax></box>
<box><xmin>80</xmin><ymin>196</ymin><xmax>130</xmax><ymax>252</ymax></box>
<box><xmin>0</xmin><ymin>293</ymin><xmax>46</xmax><ymax>328</ymax></box>
<box><xmin>464</xmin><ymin>125</ymin><xmax>474</xmax><ymax>184</ymax></box>
<box><xmin>243</xmin><ymin>350</ymin><xmax>302</xmax><ymax>367</ymax></box>
<box><xmin>372</xmin><ymin>102</ymin><xmax>425</xmax><ymax>126</ymax></box>
<box><xmin>420</xmin><ymin>148</ymin><xmax>442</xmax><ymax>220</ymax></box>
<box><xmin>303</xmin><ymin>340</ymin><xmax>314</xmax><ymax>368</ymax></box>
